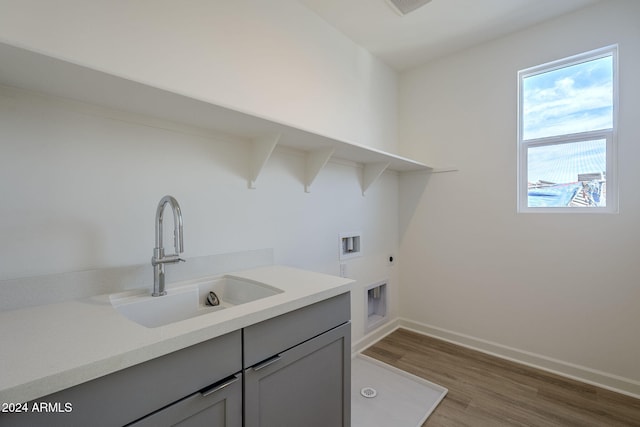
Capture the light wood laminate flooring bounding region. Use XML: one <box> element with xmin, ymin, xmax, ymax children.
<box><xmin>363</xmin><ymin>328</ymin><xmax>640</xmax><ymax>426</ymax></box>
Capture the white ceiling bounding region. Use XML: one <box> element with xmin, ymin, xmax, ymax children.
<box><xmin>299</xmin><ymin>0</ymin><xmax>601</xmax><ymax>71</ymax></box>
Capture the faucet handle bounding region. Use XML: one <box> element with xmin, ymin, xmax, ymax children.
<box><xmin>154</xmin><ymin>254</ymin><xmax>186</xmax><ymax>265</ymax></box>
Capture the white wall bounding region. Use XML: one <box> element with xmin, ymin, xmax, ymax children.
<box><xmin>398</xmin><ymin>0</ymin><xmax>640</xmax><ymax>395</ymax></box>
<box><xmin>0</xmin><ymin>86</ymin><xmax>398</xmax><ymax>343</ymax></box>
<box><xmin>0</xmin><ymin>0</ymin><xmax>398</xmax><ymax>153</ymax></box>
<box><xmin>0</xmin><ymin>0</ymin><xmax>400</xmax><ymax>345</ymax></box>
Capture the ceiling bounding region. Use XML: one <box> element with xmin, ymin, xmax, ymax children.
<box><xmin>298</xmin><ymin>0</ymin><xmax>601</xmax><ymax>71</ymax></box>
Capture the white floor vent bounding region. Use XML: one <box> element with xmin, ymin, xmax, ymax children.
<box><xmin>360</xmin><ymin>387</ymin><xmax>377</xmax><ymax>398</ymax></box>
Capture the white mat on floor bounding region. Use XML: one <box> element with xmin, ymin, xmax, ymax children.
<box><xmin>351</xmin><ymin>354</ymin><xmax>447</xmax><ymax>427</ymax></box>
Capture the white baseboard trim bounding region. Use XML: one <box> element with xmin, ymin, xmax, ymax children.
<box><xmin>351</xmin><ymin>318</ymin><xmax>400</xmax><ymax>356</ymax></box>
<box><xmin>399</xmin><ymin>318</ymin><xmax>640</xmax><ymax>399</ymax></box>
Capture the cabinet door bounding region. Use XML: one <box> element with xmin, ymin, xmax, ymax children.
<box><xmin>128</xmin><ymin>373</ymin><xmax>242</xmax><ymax>427</ymax></box>
<box><xmin>244</xmin><ymin>322</ymin><xmax>351</xmax><ymax>427</ymax></box>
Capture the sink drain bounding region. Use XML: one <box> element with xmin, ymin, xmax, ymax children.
<box><xmin>360</xmin><ymin>387</ymin><xmax>377</xmax><ymax>398</ymax></box>
<box><xmin>206</xmin><ymin>291</ymin><xmax>220</xmax><ymax>307</ymax></box>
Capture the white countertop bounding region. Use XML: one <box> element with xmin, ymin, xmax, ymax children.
<box><xmin>0</xmin><ymin>266</ymin><xmax>353</xmax><ymax>404</ymax></box>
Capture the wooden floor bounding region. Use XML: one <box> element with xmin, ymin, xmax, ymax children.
<box><xmin>363</xmin><ymin>329</ymin><xmax>640</xmax><ymax>427</ymax></box>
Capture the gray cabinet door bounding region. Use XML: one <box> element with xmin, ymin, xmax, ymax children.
<box><xmin>244</xmin><ymin>322</ymin><xmax>351</xmax><ymax>427</ymax></box>
<box><xmin>129</xmin><ymin>373</ymin><xmax>242</xmax><ymax>427</ymax></box>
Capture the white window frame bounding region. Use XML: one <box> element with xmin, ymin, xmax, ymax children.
<box><xmin>517</xmin><ymin>45</ymin><xmax>618</xmax><ymax>213</ymax></box>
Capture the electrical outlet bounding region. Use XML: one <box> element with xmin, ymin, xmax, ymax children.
<box><xmin>340</xmin><ymin>263</ymin><xmax>348</xmax><ymax>278</ymax></box>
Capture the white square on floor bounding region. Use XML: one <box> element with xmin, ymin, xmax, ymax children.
<box><xmin>351</xmin><ymin>355</ymin><xmax>447</xmax><ymax>427</ymax></box>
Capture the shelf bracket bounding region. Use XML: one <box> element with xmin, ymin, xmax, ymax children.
<box><xmin>248</xmin><ymin>133</ymin><xmax>280</xmax><ymax>189</ymax></box>
<box><xmin>304</xmin><ymin>147</ymin><xmax>335</xmax><ymax>193</ymax></box>
<box><xmin>362</xmin><ymin>162</ymin><xmax>390</xmax><ymax>196</ymax></box>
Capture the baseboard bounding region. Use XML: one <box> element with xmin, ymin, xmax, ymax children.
<box><xmin>399</xmin><ymin>318</ymin><xmax>640</xmax><ymax>399</ymax></box>
<box><xmin>351</xmin><ymin>318</ymin><xmax>400</xmax><ymax>356</ymax></box>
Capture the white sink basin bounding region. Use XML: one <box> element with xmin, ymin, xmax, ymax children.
<box><xmin>110</xmin><ymin>276</ymin><xmax>283</xmax><ymax>328</ymax></box>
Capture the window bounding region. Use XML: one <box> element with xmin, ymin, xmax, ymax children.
<box><xmin>518</xmin><ymin>46</ymin><xmax>617</xmax><ymax>212</ymax></box>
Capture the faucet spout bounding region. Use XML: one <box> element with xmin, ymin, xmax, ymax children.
<box><xmin>155</xmin><ymin>195</ymin><xmax>183</xmax><ymax>254</ymax></box>
<box><xmin>152</xmin><ymin>195</ymin><xmax>185</xmax><ymax>297</ymax></box>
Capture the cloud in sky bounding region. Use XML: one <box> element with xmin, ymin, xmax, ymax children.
<box><xmin>522</xmin><ymin>56</ymin><xmax>613</xmax><ymax>140</ymax></box>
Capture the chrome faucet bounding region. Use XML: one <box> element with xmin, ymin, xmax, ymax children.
<box><xmin>151</xmin><ymin>195</ymin><xmax>185</xmax><ymax>297</ymax></box>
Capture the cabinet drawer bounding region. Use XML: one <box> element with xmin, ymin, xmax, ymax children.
<box><xmin>0</xmin><ymin>330</ymin><xmax>241</xmax><ymax>427</ymax></box>
<box><xmin>128</xmin><ymin>373</ymin><xmax>242</xmax><ymax>427</ymax></box>
<box><xmin>244</xmin><ymin>292</ymin><xmax>350</xmax><ymax>368</ymax></box>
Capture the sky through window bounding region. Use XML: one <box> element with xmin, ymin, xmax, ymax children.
<box><xmin>522</xmin><ymin>55</ymin><xmax>613</xmax><ymax>141</ymax></box>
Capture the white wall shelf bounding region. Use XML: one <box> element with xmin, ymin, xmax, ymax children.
<box><xmin>0</xmin><ymin>42</ymin><xmax>432</xmax><ymax>193</ymax></box>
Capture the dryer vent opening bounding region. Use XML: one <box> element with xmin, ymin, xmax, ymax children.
<box><xmin>365</xmin><ymin>281</ymin><xmax>388</xmax><ymax>333</ymax></box>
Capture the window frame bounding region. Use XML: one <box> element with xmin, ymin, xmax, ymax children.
<box><xmin>517</xmin><ymin>45</ymin><xmax>618</xmax><ymax>214</ymax></box>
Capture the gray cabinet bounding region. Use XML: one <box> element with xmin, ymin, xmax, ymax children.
<box><xmin>0</xmin><ymin>330</ymin><xmax>241</xmax><ymax>427</ymax></box>
<box><xmin>1</xmin><ymin>293</ymin><xmax>351</xmax><ymax>427</ymax></box>
<box><xmin>244</xmin><ymin>293</ymin><xmax>351</xmax><ymax>427</ymax></box>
